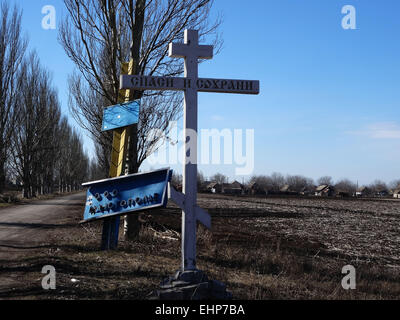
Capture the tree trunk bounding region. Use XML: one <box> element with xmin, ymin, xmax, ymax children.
<box><xmin>124</xmin><ymin>0</ymin><xmax>146</xmax><ymax>241</ymax></box>
<box><xmin>0</xmin><ymin>161</ymin><xmax>5</xmax><ymax>194</ymax></box>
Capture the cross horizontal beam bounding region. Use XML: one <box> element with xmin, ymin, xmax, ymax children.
<box><xmin>120</xmin><ymin>75</ymin><xmax>259</xmax><ymax>94</ymax></box>
<box><xmin>169</xmin><ymin>43</ymin><xmax>213</xmax><ymax>60</ymax></box>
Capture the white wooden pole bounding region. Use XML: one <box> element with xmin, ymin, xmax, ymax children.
<box><xmin>182</xmin><ymin>30</ymin><xmax>200</xmax><ymax>271</ymax></box>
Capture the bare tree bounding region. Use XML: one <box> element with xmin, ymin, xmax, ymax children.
<box><xmin>55</xmin><ymin>117</ymin><xmax>90</xmax><ymax>193</ymax></box>
<box><xmin>197</xmin><ymin>170</ymin><xmax>205</xmax><ymax>188</ymax></box>
<box><xmin>0</xmin><ymin>2</ymin><xmax>27</xmax><ymax>193</ymax></box>
<box><xmin>335</xmin><ymin>178</ymin><xmax>357</xmax><ymax>194</ymax></box>
<box><xmin>56</xmin><ymin>117</ymin><xmax>72</xmax><ymax>193</ymax></box>
<box><xmin>270</xmin><ymin>172</ymin><xmax>285</xmax><ymax>191</ymax></box>
<box><xmin>369</xmin><ymin>179</ymin><xmax>388</xmax><ymax>195</ymax></box>
<box><xmin>59</xmin><ymin>0</ymin><xmax>222</xmax><ymax>239</ymax></box>
<box><xmin>9</xmin><ymin>52</ymin><xmax>89</xmax><ymax>198</ymax></box>
<box><xmin>171</xmin><ymin>171</ymin><xmax>182</xmax><ymax>188</ymax></box>
<box><xmin>248</xmin><ymin>175</ymin><xmax>272</xmax><ymax>194</ymax></box>
<box><xmin>10</xmin><ymin>53</ymin><xmax>57</xmax><ymax>197</ymax></box>
<box><xmin>35</xmin><ymin>92</ymin><xmax>62</xmax><ymax>195</ymax></box>
<box><xmin>211</xmin><ymin>172</ymin><xmax>228</xmax><ymax>184</ymax></box>
<box><xmin>389</xmin><ymin>179</ymin><xmax>400</xmax><ymax>190</ymax></box>
<box><xmin>317</xmin><ymin>176</ymin><xmax>333</xmax><ymax>186</ymax></box>
<box><xmin>89</xmin><ymin>157</ymin><xmax>104</xmax><ymax>181</ymax></box>
<box><xmin>59</xmin><ymin>0</ymin><xmax>221</xmax><ymax>172</ymax></box>
<box><xmin>286</xmin><ymin>174</ymin><xmax>313</xmax><ymax>192</ymax></box>
<box><xmin>249</xmin><ymin>174</ymin><xmax>268</xmax><ymax>186</ymax></box>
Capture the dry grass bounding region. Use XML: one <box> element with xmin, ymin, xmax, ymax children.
<box><xmin>1</xmin><ymin>194</ymin><xmax>399</xmax><ymax>300</ymax></box>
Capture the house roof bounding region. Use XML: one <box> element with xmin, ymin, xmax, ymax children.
<box><xmin>231</xmin><ymin>181</ymin><xmax>243</xmax><ymax>188</ymax></box>
<box><xmin>207</xmin><ymin>182</ymin><xmax>220</xmax><ymax>189</ymax></box>
<box><xmin>315</xmin><ymin>185</ymin><xmax>328</xmax><ymax>192</ymax></box>
<box><xmin>249</xmin><ymin>182</ymin><xmax>259</xmax><ymax>188</ymax></box>
<box><xmin>357</xmin><ymin>186</ymin><xmax>369</xmax><ymax>192</ymax></box>
<box><xmin>280</xmin><ymin>185</ymin><xmax>290</xmax><ymax>192</ymax></box>
<box><xmin>315</xmin><ymin>185</ymin><xmax>334</xmax><ymax>192</ymax></box>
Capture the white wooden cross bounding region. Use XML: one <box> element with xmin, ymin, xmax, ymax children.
<box><xmin>120</xmin><ymin>29</ymin><xmax>259</xmax><ymax>271</ymax></box>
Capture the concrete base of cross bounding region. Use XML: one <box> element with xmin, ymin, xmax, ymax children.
<box><xmin>147</xmin><ymin>269</ymin><xmax>232</xmax><ymax>300</ymax></box>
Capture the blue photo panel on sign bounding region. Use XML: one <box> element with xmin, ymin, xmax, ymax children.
<box><xmin>102</xmin><ymin>100</ymin><xmax>140</xmax><ymax>131</ymax></box>
<box><xmin>81</xmin><ymin>168</ymin><xmax>172</xmax><ymax>223</ymax></box>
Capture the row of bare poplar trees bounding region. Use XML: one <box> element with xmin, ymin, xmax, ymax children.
<box><xmin>0</xmin><ymin>2</ymin><xmax>89</xmax><ymax>198</ymax></box>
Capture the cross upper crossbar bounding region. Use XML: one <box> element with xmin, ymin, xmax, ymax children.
<box><xmin>169</xmin><ymin>30</ymin><xmax>213</xmax><ymax>61</ymax></box>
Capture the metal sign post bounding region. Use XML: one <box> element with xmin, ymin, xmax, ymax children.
<box><xmin>100</xmin><ymin>61</ymin><xmax>137</xmax><ymax>250</ymax></box>
<box><xmin>120</xmin><ymin>29</ymin><xmax>260</xmax><ymax>271</ymax></box>
<box><xmin>81</xmin><ymin>168</ymin><xmax>172</xmax><ymax>223</ymax></box>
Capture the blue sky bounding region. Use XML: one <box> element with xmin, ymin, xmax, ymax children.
<box><xmin>7</xmin><ymin>0</ymin><xmax>400</xmax><ymax>185</ymax></box>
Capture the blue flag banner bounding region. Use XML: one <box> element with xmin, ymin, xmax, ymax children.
<box><xmin>102</xmin><ymin>100</ymin><xmax>140</xmax><ymax>131</ymax></box>
<box><xmin>81</xmin><ymin>168</ymin><xmax>172</xmax><ymax>223</ymax></box>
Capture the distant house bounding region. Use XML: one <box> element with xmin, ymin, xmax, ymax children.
<box><xmin>356</xmin><ymin>186</ymin><xmax>371</xmax><ymax>197</ymax></box>
<box><xmin>375</xmin><ymin>189</ymin><xmax>389</xmax><ymax>197</ymax></box>
<box><xmin>315</xmin><ymin>185</ymin><xmax>335</xmax><ymax>197</ymax></box>
<box><xmin>300</xmin><ymin>186</ymin><xmax>316</xmax><ymax>196</ymax></box>
<box><xmin>199</xmin><ymin>181</ymin><xmax>211</xmax><ymax>193</ymax></box>
<box><xmin>263</xmin><ymin>188</ymin><xmax>275</xmax><ymax>196</ymax></box>
<box><xmin>279</xmin><ymin>184</ymin><xmax>299</xmax><ymax>195</ymax></box>
<box><xmin>249</xmin><ymin>182</ymin><xmax>266</xmax><ymax>195</ymax></box>
<box><xmin>222</xmin><ymin>181</ymin><xmax>244</xmax><ymax>195</ymax></box>
<box><xmin>206</xmin><ymin>182</ymin><xmax>222</xmax><ymax>194</ymax></box>
<box><xmin>280</xmin><ymin>185</ymin><xmax>290</xmax><ymax>193</ymax></box>
<box><xmin>336</xmin><ymin>190</ymin><xmax>352</xmax><ymax>198</ymax></box>
<box><xmin>393</xmin><ymin>189</ymin><xmax>400</xmax><ymax>199</ymax></box>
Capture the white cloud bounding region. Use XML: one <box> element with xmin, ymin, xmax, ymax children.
<box><xmin>348</xmin><ymin>122</ymin><xmax>400</xmax><ymax>139</ymax></box>
<box><xmin>211</xmin><ymin>115</ymin><xmax>224</xmax><ymax>121</ymax></box>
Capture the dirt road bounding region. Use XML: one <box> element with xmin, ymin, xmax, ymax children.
<box><xmin>0</xmin><ymin>192</ymin><xmax>86</xmax><ymax>295</ymax></box>
<box><xmin>0</xmin><ymin>193</ymin><xmax>85</xmax><ymax>253</ymax></box>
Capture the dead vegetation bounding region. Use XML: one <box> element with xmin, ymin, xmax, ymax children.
<box><xmin>0</xmin><ymin>194</ymin><xmax>399</xmax><ymax>300</ymax></box>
